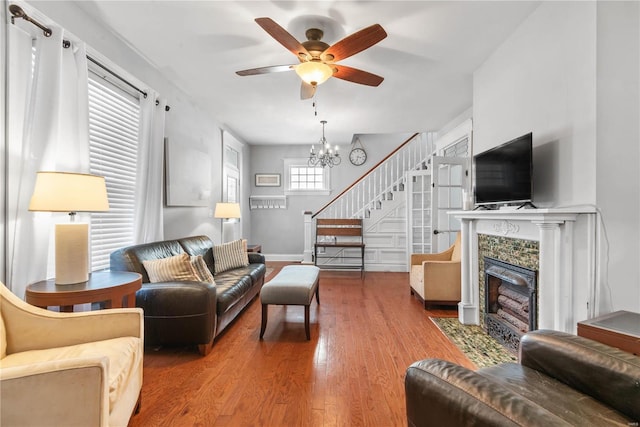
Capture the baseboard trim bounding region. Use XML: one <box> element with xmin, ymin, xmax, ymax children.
<box><xmin>262</xmin><ymin>254</ymin><xmax>409</xmax><ymax>273</ymax></box>
<box><xmin>263</xmin><ymin>253</ymin><xmax>304</xmax><ymax>262</ymax></box>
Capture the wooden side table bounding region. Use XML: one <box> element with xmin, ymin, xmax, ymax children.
<box><xmin>26</xmin><ymin>271</ymin><xmax>142</xmax><ymax>312</ymax></box>
<box><xmin>247</xmin><ymin>244</ymin><xmax>262</xmax><ymax>253</ymax></box>
<box><xmin>577</xmin><ymin>310</ymin><xmax>640</xmax><ymax>356</ymax></box>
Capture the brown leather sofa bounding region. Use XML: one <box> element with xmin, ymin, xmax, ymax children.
<box><xmin>405</xmin><ymin>329</ymin><xmax>640</xmax><ymax>426</ymax></box>
<box><xmin>110</xmin><ymin>236</ymin><xmax>265</xmax><ymax>355</ymax></box>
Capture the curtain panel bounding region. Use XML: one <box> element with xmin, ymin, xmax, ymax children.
<box><xmin>6</xmin><ymin>23</ymin><xmax>89</xmax><ymax>298</ymax></box>
<box><xmin>134</xmin><ymin>94</ymin><xmax>166</xmax><ymax>244</ymax></box>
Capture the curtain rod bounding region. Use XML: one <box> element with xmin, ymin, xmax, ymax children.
<box><xmin>87</xmin><ymin>55</ymin><xmax>148</xmax><ymax>99</ymax></box>
<box><xmin>10</xmin><ymin>4</ymin><xmax>170</xmax><ymax>112</ymax></box>
<box><xmin>9</xmin><ymin>4</ymin><xmax>51</xmax><ymax>37</ymax></box>
<box><xmin>88</xmin><ymin>56</ymin><xmax>170</xmax><ymax>112</ymax></box>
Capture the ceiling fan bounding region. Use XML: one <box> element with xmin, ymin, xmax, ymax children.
<box><xmin>236</xmin><ymin>17</ymin><xmax>387</xmax><ymax>99</ymax></box>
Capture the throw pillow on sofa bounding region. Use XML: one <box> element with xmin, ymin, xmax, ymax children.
<box><xmin>142</xmin><ymin>253</ymin><xmax>201</xmax><ymax>283</ymax></box>
<box><xmin>213</xmin><ymin>239</ymin><xmax>249</xmax><ymax>274</ymax></box>
<box><xmin>190</xmin><ymin>255</ymin><xmax>215</xmax><ymax>284</ymax></box>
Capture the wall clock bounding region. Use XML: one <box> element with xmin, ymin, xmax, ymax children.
<box><xmin>349</xmin><ymin>148</ymin><xmax>367</xmax><ymax>166</ymax></box>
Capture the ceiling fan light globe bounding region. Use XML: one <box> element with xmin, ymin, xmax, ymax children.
<box><xmin>295</xmin><ymin>62</ymin><xmax>333</xmax><ymax>86</ymax></box>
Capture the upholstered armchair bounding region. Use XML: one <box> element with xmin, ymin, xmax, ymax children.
<box><xmin>410</xmin><ymin>232</ymin><xmax>462</xmax><ymax>308</ymax></box>
<box><xmin>0</xmin><ymin>282</ymin><xmax>143</xmax><ymax>427</ymax></box>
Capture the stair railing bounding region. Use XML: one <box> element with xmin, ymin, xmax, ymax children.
<box><xmin>313</xmin><ymin>132</ymin><xmax>435</xmax><ymax>220</ymax></box>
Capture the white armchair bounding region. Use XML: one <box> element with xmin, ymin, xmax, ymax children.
<box><xmin>0</xmin><ymin>282</ymin><xmax>143</xmax><ymax>427</ymax></box>
<box><xmin>410</xmin><ymin>232</ymin><xmax>462</xmax><ymax>309</ymax></box>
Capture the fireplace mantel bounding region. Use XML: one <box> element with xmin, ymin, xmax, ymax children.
<box><xmin>450</xmin><ymin>207</ymin><xmax>598</xmax><ymax>333</ymax></box>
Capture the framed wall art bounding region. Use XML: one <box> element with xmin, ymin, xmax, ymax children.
<box><xmin>255</xmin><ymin>173</ymin><xmax>281</xmax><ymax>187</ymax></box>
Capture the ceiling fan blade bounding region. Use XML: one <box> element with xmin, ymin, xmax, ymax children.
<box><xmin>322</xmin><ymin>24</ymin><xmax>387</xmax><ymax>62</ymax></box>
<box><xmin>236</xmin><ymin>64</ymin><xmax>295</xmax><ymax>76</ymax></box>
<box><xmin>332</xmin><ymin>65</ymin><xmax>384</xmax><ymax>87</ymax></box>
<box><xmin>300</xmin><ymin>82</ymin><xmax>316</xmax><ymax>100</ymax></box>
<box><xmin>255</xmin><ymin>17</ymin><xmax>310</xmax><ymax>59</ymax></box>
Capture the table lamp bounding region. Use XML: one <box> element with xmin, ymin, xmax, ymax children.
<box><xmin>214</xmin><ymin>202</ymin><xmax>241</xmax><ymax>243</ymax></box>
<box><xmin>29</xmin><ymin>171</ymin><xmax>109</xmax><ymax>285</ymax></box>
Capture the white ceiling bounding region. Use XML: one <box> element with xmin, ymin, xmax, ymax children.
<box><xmin>74</xmin><ymin>1</ymin><xmax>539</xmax><ymax>145</ymax></box>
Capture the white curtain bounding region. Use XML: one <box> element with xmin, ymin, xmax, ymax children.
<box><xmin>134</xmin><ymin>94</ymin><xmax>166</xmax><ymax>243</ymax></box>
<box><xmin>6</xmin><ymin>24</ymin><xmax>89</xmax><ymax>298</ymax></box>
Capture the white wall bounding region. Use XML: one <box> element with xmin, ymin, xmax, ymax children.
<box><xmin>595</xmin><ymin>1</ymin><xmax>640</xmax><ymax>311</ymax></box>
<box><xmin>474</xmin><ymin>2</ymin><xmax>597</xmax><ymax>208</ymax></box>
<box><xmin>473</xmin><ymin>1</ymin><xmax>640</xmax><ymax>312</ymax></box>
<box><xmin>249</xmin><ymin>133</ymin><xmax>413</xmax><ymax>257</ymax></box>
<box><xmin>27</xmin><ymin>1</ymin><xmax>236</xmax><ymax>246</ymax></box>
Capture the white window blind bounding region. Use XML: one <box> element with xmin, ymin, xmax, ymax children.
<box><xmin>88</xmin><ymin>72</ymin><xmax>140</xmax><ymax>271</ymax></box>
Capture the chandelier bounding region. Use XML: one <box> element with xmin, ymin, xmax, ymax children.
<box><xmin>308</xmin><ymin>120</ymin><xmax>341</xmax><ymax>168</ymax></box>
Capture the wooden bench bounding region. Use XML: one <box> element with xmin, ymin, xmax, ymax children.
<box><xmin>314</xmin><ymin>218</ymin><xmax>365</xmax><ymax>276</ymax></box>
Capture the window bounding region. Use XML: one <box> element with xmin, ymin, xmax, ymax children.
<box><xmin>443</xmin><ymin>136</ymin><xmax>469</xmax><ymax>157</ymax></box>
<box><xmin>284</xmin><ymin>158</ymin><xmax>330</xmax><ymax>195</ymax></box>
<box><xmin>88</xmin><ymin>72</ymin><xmax>140</xmax><ymax>271</ymax></box>
<box><xmin>291</xmin><ymin>166</ymin><xmax>323</xmax><ymax>190</ymax></box>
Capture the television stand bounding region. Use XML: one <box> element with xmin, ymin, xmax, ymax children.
<box><xmin>516</xmin><ymin>202</ymin><xmax>537</xmax><ymax>209</ymax></box>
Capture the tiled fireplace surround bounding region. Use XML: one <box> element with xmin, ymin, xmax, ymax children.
<box><xmin>452</xmin><ymin>208</ymin><xmax>598</xmax><ymax>334</ymax></box>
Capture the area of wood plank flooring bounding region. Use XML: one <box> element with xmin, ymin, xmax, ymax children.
<box><xmin>129</xmin><ymin>263</ymin><xmax>474</xmax><ymax>427</ymax></box>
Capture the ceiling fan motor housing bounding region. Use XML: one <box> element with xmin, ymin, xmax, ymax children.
<box><xmin>301</xmin><ymin>28</ymin><xmax>331</xmax><ymax>60</ymax></box>
<box><xmin>236</xmin><ymin>17</ymin><xmax>387</xmax><ymax>95</ymax></box>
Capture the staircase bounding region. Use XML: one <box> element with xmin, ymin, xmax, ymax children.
<box><xmin>308</xmin><ymin>132</ymin><xmax>436</xmax><ymax>272</ymax></box>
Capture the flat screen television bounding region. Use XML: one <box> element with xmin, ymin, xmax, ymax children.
<box><xmin>474</xmin><ymin>132</ymin><xmax>533</xmax><ymax>207</ymax></box>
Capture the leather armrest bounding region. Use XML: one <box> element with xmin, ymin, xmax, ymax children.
<box><xmin>248</xmin><ymin>253</ymin><xmax>266</xmax><ymax>264</ymax></box>
<box><xmin>136</xmin><ymin>281</ymin><xmax>217</xmax><ymax>316</ymax></box>
<box><xmin>519</xmin><ymin>330</ymin><xmax>640</xmax><ymax>420</ymax></box>
<box><xmin>405</xmin><ymin>359</ymin><xmax>567</xmax><ymax>427</ymax></box>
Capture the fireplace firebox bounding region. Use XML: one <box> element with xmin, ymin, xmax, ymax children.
<box><xmin>484</xmin><ymin>257</ymin><xmax>537</xmax><ymax>352</ymax></box>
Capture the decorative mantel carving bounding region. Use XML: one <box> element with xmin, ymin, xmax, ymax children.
<box><xmin>450</xmin><ymin>208</ymin><xmax>597</xmax><ymax>335</ymax></box>
<box><xmin>493</xmin><ymin>220</ymin><xmax>519</xmax><ymax>236</ymax></box>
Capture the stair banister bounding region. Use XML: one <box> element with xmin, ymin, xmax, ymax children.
<box><xmin>312</xmin><ymin>132</ymin><xmax>420</xmax><ymax>219</ymax></box>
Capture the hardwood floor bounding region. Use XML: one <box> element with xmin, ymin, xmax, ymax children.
<box><xmin>129</xmin><ymin>265</ymin><xmax>474</xmax><ymax>427</ymax></box>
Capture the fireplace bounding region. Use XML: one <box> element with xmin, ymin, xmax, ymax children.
<box><xmin>484</xmin><ymin>257</ymin><xmax>537</xmax><ymax>352</ymax></box>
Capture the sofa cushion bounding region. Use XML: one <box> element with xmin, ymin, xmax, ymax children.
<box><xmin>178</xmin><ymin>236</ymin><xmax>215</xmax><ymax>276</ymax></box>
<box><xmin>233</xmin><ymin>263</ymin><xmax>267</xmax><ymax>286</ymax></box>
<box><xmin>190</xmin><ymin>255</ymin><xmax>215</xmax><ymax>284</ymax></box>
<box><xmin>213</xmin><ymin>239</ymin><xmax>249</xmax><ymax>274</ymax></box>
<box><xmin>111</xmin><ymin>239</ymin><xmax>185</xmax><ymax>283</ymax></box>
<box><xmin>212</xmin><ymin>272</ymin><xmax>253</xmax><ymax>315</ymax></box>
<box><xmin>1</xmin><ymin>336</ymin><xmax>141</xmax><ymax>411</ymax></box>
<box><xmin>142</xmin><ymin>253</ymin><xmax>201</xmax><ymax>283</ymax></box>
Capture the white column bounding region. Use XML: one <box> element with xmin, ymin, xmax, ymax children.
<box><xmin>458</xmin><ymin>218</ymin><xmax>479</xmax><ymax>324</ymax></box>
<box><xmin>302</xmin><ymin>211</ymin><xmax>313</xmax><ymax>264</ymax></box>
<box><xmin>533</xmin><ymin>221</ymin><xmax>563</xmax><ymax>330</ymax></box>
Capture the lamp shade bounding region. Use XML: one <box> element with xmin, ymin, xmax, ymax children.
<box><xmin>214</xmin><ymin>202</ymin><xmax>241</xmax><ymax>219</ymax></box>
<box><xmin>295</xmin><ymin>62</ymin><xmax>333</xmax><ymax>86</ymax></box>
<box><xmin>29</xmin><ymin>171</ymin><xmax>109</xmax><ymax>213</ymax></box>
